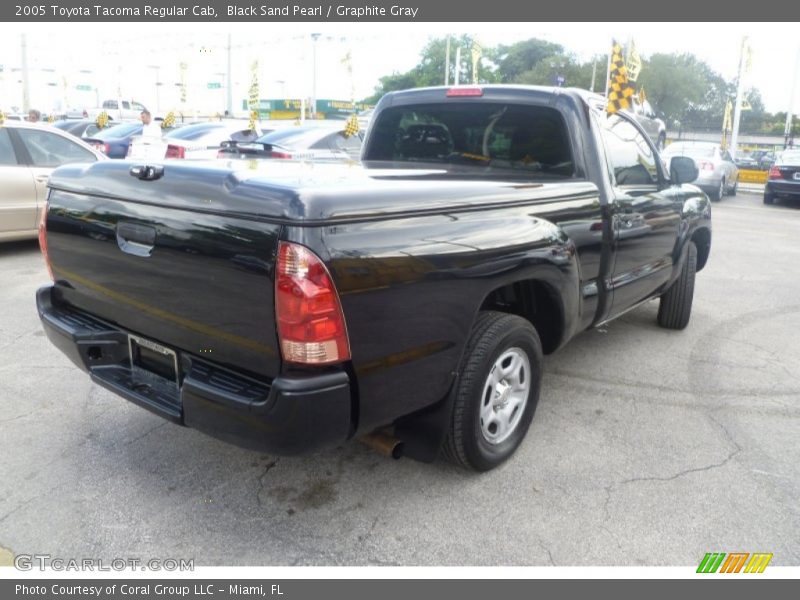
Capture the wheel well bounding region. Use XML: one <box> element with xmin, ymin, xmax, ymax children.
<box><xmin>691</xmin><ymin>228</ymin><xmax>711</xmax><ymax>271</ymax></box>
<box><xmin>479</xmin><ymin>280</ymin><xmax>563</xmax><ymax>354</ymax></box>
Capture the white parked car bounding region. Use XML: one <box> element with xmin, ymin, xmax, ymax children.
<box><xmin>127</xmin><ymin>122</ymin><xmax>265</xmax><ymax>160</ymax></box>
<box><xmin>662</xmin><ymin>141</ymin><xmax>739</xmax><ymax>201</ymax></box>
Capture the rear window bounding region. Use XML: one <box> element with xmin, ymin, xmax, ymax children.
<box><xmin>164</xmin><ymin>123</ymin><xmax>226</xmax><ymax>141</ymax></box>
<box><xmin>665</xmin><ymin>145</ymin><xmax>714</xmax><ymax>159</ymax></box>
<box><xmin>92</xmin><ymin>122</ymin><xmax>142</xmax><ymax>140</ymax></box>
<box><xmin>364</xmin><ymin>102</ymin><xmax>574</xmax><ymax>177</ymax></box>
<box><xmin>257</xmin><ymin>127</ymin><xmax>336</xmax><ymax>149</ymax></box>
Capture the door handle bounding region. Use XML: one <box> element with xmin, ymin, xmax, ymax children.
<box><xmin>116</xmin><ymin>222</ymin><xmax>156</xmax><ymax>257</ymax></box>
<box><xmin>34</xmin><ymin>175</ymin><xmax>50</xmax><ymax>183</ymax></box>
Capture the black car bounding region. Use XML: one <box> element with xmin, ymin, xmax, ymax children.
<box><xmin>52</xmin><ymin>119</ymin><xmax>104</xmax><ymax>140</ymax></box>
<box><xmin>764</xmin><ymin>150</ymin><xmax>800</xmax><ymax>205</ymax></box>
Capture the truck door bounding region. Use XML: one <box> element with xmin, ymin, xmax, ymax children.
<box><xmin>598</xmin><ymin>113</ymin><xmax>682</xmax><ymax>318</ymax></box>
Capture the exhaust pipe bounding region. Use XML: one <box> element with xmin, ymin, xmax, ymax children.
<box><xmin>360</xmin><ymin>430</ymin><xmax>404</xmax><ymax>459</ymax></box>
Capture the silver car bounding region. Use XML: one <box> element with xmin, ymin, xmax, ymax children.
<box><xmin>662</xmin><ymin>141</ymin><xmax>739</xmax><ymax>201</ymax></box>
<box><xmin>0</xmin><ymin>121</ymin><xmax>106</xmax><ymax>241</ymax></box>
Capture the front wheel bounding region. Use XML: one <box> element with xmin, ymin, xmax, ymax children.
<box><xmin>442</xmin><ymin>311</ymin><xmax>542</xmax><ymax>472</ymax></box>
<box><xmin>657</xmin><ymin>241</ymin><xmax>697</xmax><ymax>330</ymax></box>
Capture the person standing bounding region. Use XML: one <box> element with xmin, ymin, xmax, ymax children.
<box><xmin>140</xmin><ymin>109</ymin><xmax>162</xmax><ymax>138</ymax></box>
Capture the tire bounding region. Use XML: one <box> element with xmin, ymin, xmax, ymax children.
<box><xmin>442</xmin><ymin>311</ymin><xmax>542</xmax><ymax>472</ymax></box>
<box><xmin>657</xmin><ymin>241</ymin><xmax>697</xmax><ymax>330</ymax></box>
<box><xmin>763</xmin><ymin>192</ymin><xmax>775</xmax><ymax>205</ymax></box>
<box><xmin>728</xmin><ymin>177</ymin><xmax>738</xmax><ymax>196</ymax></box>
<box><xmin>710</xmin><ymin>178</ymin><xmax>724</xmax><ymax>201</ymax></box>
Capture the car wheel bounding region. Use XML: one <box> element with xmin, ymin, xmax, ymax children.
<box><xmin>710</xmin><ymin>178</ymin><xmax>724</xmax><ymax>201</ymax></box>
<box><xmin>657</xmin><ymin>241</ymin><xmax>697</xmax><ymax>330</ymax></box>
<box><xmin>442</xmin><ymin>311</ymin><xmax>542</xmax><ymax>472</ymax></box>
<box><xmin>763</xmin><ymin>192</ymin><xmax>775</xmax><ymax>205</ymax></box>
<box><xmin>728</xmin><ymin>177</ymin><xmax>738</xmax><ymax>196</ymax></box>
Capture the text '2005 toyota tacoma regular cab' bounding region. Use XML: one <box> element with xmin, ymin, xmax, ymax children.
<box><xmin>37</xmin><ymin>86</ymin><xmax>711</xmax><ymax>471</ymax></box>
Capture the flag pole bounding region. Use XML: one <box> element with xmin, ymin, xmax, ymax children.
<box><xmin>603</xmin><ymin>42</ymin><xmax>612</xmax><ymax>97</ymax></box>
<box><xmin>730</xmin><ymin>36</ymin><xmax>748</xmax><ymax>160</ymax></box>
<box><xmin>784</xmin><ymin>44</ymin><xmax>800</xmax><ymax>149</ymax></box>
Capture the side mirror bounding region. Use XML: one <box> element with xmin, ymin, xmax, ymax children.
<box><xmin>670</xmin><ymin>156</ymin><xmax>698</xmax><ymax>185</ymax></box>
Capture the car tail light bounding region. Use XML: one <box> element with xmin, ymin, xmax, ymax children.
<box><xmin>699</xmin><ymin>161</ymin><xmax>714</xmax><ymax>171</ymax></box>
<box><xmin>165</xmin><ymin>145</ymin><xmax>185</xmax><ymax>159</ymax></box>
<box><xmin>103</xmin><ymin>143</ymin><xmax>110</xmax><ymax>155</ymax></box>
<box><xmin>446</xmin><ymin>87</ymin><xmax>483</xmax><ymax>97</ymax></box>
<box><xmin>768</xmin><ymin>166</ymin><xmax>782</xmax><ymax>179</ymax></box>
<box><xmin>275</xmin><ymin>241</ymin><xmax>350</xmax><ymax>365</ymax></box>
<box><xmin>270</xmin><ymin>150</ymin><xmax>293</xmax><ymax>159</ymax></box>
<box><xmin>82</xmin><ymin>110</ymin><xmax>88</xmax><ymax>118</ymax></box>
<box><xmin>38</xmin><ymin>201</ymin><xmax>53</xmax><ymax>281</ymax></box>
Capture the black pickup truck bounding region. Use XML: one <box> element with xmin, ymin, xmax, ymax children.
<box><xmin>37</xmin><ymin>86</ymin><xmax>711</xmax><ymax>471</ymax></box>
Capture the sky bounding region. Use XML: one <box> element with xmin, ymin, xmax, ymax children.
<box><xmin>0</xmin><ymin>22</ymin><xmax>798</xmax><ymax>116</ymax></box>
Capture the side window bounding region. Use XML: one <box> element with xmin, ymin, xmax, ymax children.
<box><xmin>0</xmin><ymin>129</ymin><xmax>18</xmax><ymax>165</ymax></box>
<box><xmin>122</xmin><ymin>101</ymin><xmax>131</xmax><ymax>110</ymax></box>
<box><xmin>722</xmin><ymin>150</ymin><xmax>733</xmax><ymax>162</ymax></box>
<box><xmin>600</xmin><ymin>115</ymin><xmax>659</xmax><ymax>186</ymax></box>
<box><xmin>84</xmin><ymin>124</ymin><xmax>100</xmax><ymax>137</ymax></box>
<box><xmin>16</xmin><ymin>129</ymin><xmax>98</xmax><ymax>168</ymax></box>
<box><xmin>132</xmin><ymin>102</ymin><xmax>144</xmax><ymax>112</ymax></box>
<box><xmin>103</xmin><ymin>100</ymin><xmax>117</xmax><ymax>109</ymax></box>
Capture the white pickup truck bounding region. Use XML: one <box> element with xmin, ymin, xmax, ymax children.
<box><xmin>67</xmin><ymin>99</ymin><xmax>149</xmax><ymax>121</ymax></box>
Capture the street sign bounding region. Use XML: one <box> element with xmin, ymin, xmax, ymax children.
<box><xmin>75</xmin><ymin>84</ymin><xmax>92</xmax><ymax>91</ymax></box>
<box><xmin>207</xmin><ymin>82</ymin><xmax>221</xmax><ymax>89</ymax></box>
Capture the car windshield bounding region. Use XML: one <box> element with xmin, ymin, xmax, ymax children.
<box><xmin>164</xmin><ymin>123</ymin><xmax>226</xmax><ymax>141</ymax></box>
<box><xmin>256</xmin><ymin>127</ymin><xmax>337</xmax><ymax>149</ymax></box>
<box><xmin>665</xmin><ymin>145</ymin><xmax>714</xmax><ymax>159</ymax></box>
<box><xmin>363</xmin><ymin>102</ymin><xmax>574</xmax><ymax>179</ymax></box>
<box><xmin>92</xmin><ymin>122</ymin><xmax>142</xmax><ymax>140</ymax></box>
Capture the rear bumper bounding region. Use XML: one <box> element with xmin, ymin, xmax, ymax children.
<box><xmin>766</xmin><ymin>180</ymin><xmax>800</xmax><ymax>198</ymax></box>
<box><xmin>36</xmin><ymin>285</ymin><xmax>353</xmax><ymax>455</ymax></box>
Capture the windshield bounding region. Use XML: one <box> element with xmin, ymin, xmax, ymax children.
<box><xmin>92</xmin><ymin>122</ymin><xmax>142</xmax><ymax>140</ymax></box>
<box><xmin>363</xmin><ymin>102</ymin><xmax>574</xmax><ymax>178</ymax></box>
<box><xmin>664</xmin><ymin>145</ymin><xmax>714</xmax><ymax>159</ymax></box>
<box><xmin>164</xmin><ymin>122</ymin><xmax>226</xmax><ymax>141</ymax></box>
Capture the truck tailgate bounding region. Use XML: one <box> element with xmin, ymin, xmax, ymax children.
<box><xmin>45</xmin><ymin>162</ymin><xmax>282</xmax><ymax>379</ymax></box>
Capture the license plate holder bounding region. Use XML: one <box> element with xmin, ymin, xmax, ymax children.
<box><xmin>128</xmin><ymin>334</ymin><xmax>180</xmax><ymax>395</ymax></box>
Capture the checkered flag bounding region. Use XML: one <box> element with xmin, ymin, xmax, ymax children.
<box><xmin>343</xmin><ymin>113</ymin><xmax>359</xmax><ymax>138</ymax></box>
<box><xmin>607</xmin><ymin>40</ymin><xmax>634</xmax><ymax>115</ymax></box>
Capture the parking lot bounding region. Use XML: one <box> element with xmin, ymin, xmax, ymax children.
<box><xmin>1</xmin><ymin>189</ymin><xmax>798</xmax><ymax>567</ymax></box>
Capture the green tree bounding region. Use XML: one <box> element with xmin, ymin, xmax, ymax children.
<box><xmin>516</xmin><ymin>54</ymin><xmax>595</xmax><ymax>89</ymax></box>
<box><xmin>494</xmin><ymin>39</ymin><xmax>565</xmax><ymax>83</ymax></box>
<box><xmin>363</xmin><ymin>35</ymin><xmax>497</xmax><ymax>104</ymax></box>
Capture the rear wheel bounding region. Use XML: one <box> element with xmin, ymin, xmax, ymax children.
<box><xmin>763</xmin><ymin>192</ymin><xmax>775</xmax><ymax>205</ymax></box>
<box><xmin>657</xmin><ymin>242</ymin><xmax>697</xmax><ymax>330</ymax></box>
<box><xmin>442</xmin><ymin>311</ymin><xmax>542</xmax><ymax>472</ymax></box>
<box><xmin>710</xmin><ymin>178</ymin><xmax>725</xmax><ymax>201</ymax></box>
<box><xmin>727</xmin><ymin>177</ymin><xmax>738</xmax><ymax>196</ymax></box>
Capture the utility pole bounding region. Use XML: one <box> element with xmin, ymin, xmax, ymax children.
<box><xmin>226</xmin><ymin>33</ymin><xmax>233</xmax><ymax>116</ymax></box>
<box><xmin>730</xmin><ymin>36</ymin><xmax>748</xmax><ymax>160</ymax></box>
<box><xmin>444</xmin><ymin>37</ymin><xmax>450</xmax><ymax>86</ymax></box>
<box><xmin>590</xmin><ymin>59</ymin><xmax>597</xmax><ymax>93</ymax></box>
<box><xmin>21</xmin><ymin>34</ymin><xmax>30</xmax><ymax>112</ymax></box>
<box><xmin>454</xmin><ymin>46</ymin><xmax>461</xmax><ymax>86</ymax></box>
<box><xmin>311</xmin><ymin>33</ymin><xmax>320</xmax><ymax>119</ymax></box>
<box><xmin>784</xmin><ymin>45</ymin><xmax>800</xmax><ymax>149</ymax></box>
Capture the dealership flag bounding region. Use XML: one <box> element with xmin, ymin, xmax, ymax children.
<box><xmin>625</xmin><ymin>39</ymin><xmax>642</xmax><ymax>82</ymax></box>
<box><xmin>343</xmin><ymin>113</ymin><xmax>359</xmax><ymax>138</ymax></box>
<box><xmin>607</xmin><ymin>40</ymin><xmax>635</xmax><ymax>115</ymax></box>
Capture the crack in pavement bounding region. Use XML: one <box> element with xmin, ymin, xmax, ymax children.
<box><xmin>255</xmin><ymin>459</ymin><xmax>279</xmax><ymax>507</ymax></box>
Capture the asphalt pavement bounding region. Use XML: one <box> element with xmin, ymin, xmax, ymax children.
<box><xmin>1</xmin><ymin>190</ymin><xmax>798</xmax><ymax>567</ymax></box>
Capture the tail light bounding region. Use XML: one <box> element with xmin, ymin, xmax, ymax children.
<box><xmin>699</xmin><ymin>161</ymin><xmax>714</xmax><ymax>171</ymax></box>
<box><xmin>38</xmin><ymin>201</ymin><xmax>53</xmax><ymax>281</ymax></box>
<box><xmin>103</xmin><ymin>143</ymin><xmax>110</xmax><ymax>155</ymax></box>
<box><xmin>275</xmin><ymin>241</ymin><xmax>350</xmax><ymax>365</ymax></box>
<box><xmin>82</xmin><ymin>110</ymin><xmax>88</xmax><ymax>117</ymax></box>
<box><xmin>165</xmin><ymin>145</ymin><xmax>185</xmax><ymax>159</ymax></box>
<box><xmin>270</xmin><ymin>150</ymin><xmax>293</xmax><ymax>159</ymax></box>
<box><xmin>768</xmin><ymin>166</ymin><xmax>782</xmax><ymax>179</ymax></box>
